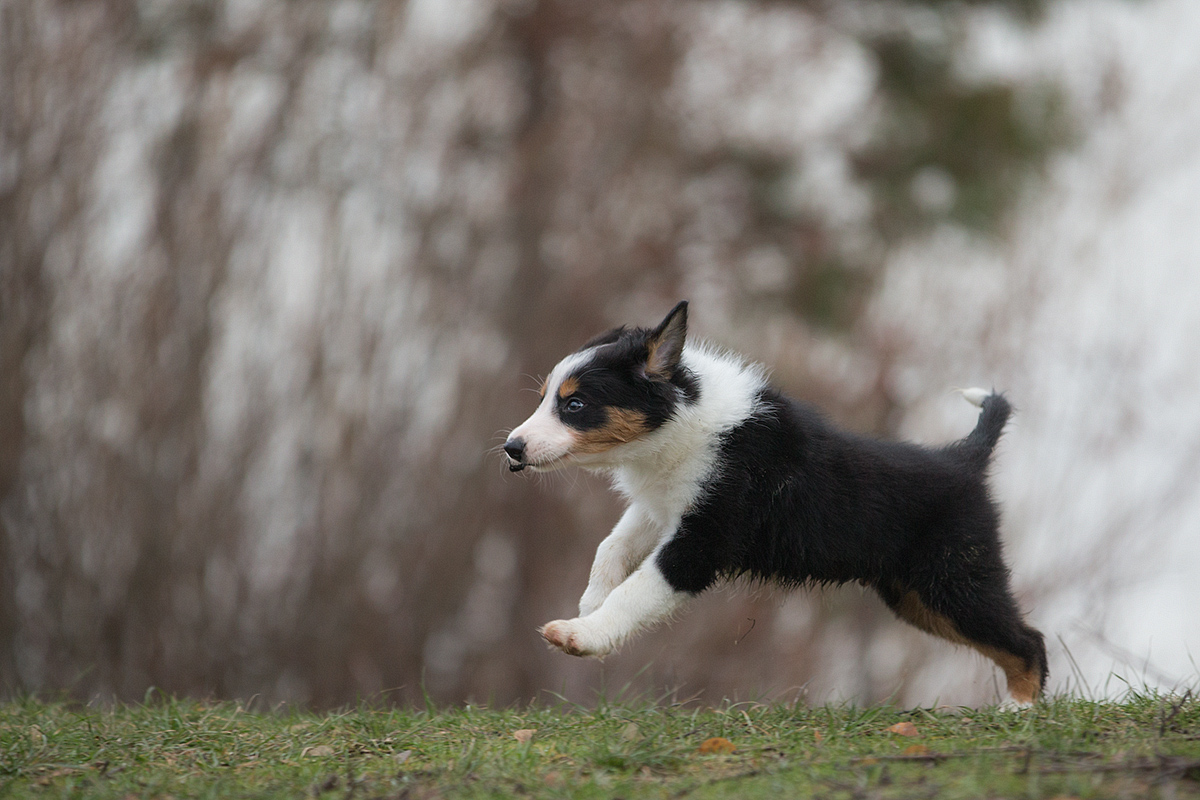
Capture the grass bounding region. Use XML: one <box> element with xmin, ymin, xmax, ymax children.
<box><xmin>1</xmin><ymin>691</ymin><xmax>1199</xmax><ymax>798</ymax></box>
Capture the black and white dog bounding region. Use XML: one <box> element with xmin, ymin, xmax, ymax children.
<box><xmin>504</xmin><ymin>302</ymin><xmax>1047</xmax><ymax>704</ymax></box>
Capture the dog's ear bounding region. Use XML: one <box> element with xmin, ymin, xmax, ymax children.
<box><xmin>644</xmin><ymin>301</ymin><xmax>688</xmax><ymax>379</ymax></box>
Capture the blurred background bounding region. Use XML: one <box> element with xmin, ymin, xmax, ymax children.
<box><xmin>2</xmin><ymin>0</ymin><xmax>1199</xmax><ymax>709</ymax></box>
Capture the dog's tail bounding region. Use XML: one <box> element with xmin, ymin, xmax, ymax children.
<box><xmin>954</xmin><ymin>388</ymin><xmax>1011</xmax><ymax>470</ymax></box>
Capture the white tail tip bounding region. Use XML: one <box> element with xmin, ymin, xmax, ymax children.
<box><xmin>955</xmin><ymin>387</ymin><xmax>991</xmax><ymax>408</ymax></box>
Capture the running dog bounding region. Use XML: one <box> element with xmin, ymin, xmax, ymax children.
<box><xmin>503</xmin><ymin>301</ymin><xmax>1047</xmax><ymax>703</ymax></box>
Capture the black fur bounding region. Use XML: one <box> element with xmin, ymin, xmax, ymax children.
<box><xmin>655</xmin><ymin>389</ymin><xmax>1048</xmax><ymax>695</ymax></box>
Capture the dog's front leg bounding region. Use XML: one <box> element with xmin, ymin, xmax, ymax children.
<box><xmin>578</xmin><ymin>505</ymin><xmax>661</xmax><ymax>617</ymax></box>
<box><xmin>542</xmin><ymin>555</ymin><xmax>689</xmax><ymax>657</ymax></box>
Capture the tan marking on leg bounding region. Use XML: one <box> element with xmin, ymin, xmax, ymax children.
<box><xmin>975</xmin><ymin>644</ymin><xmax>1042</xmax><ymax>704</ymax></box>
<box><xmin>894</xmin><ymin>591</ymin><xmax>969</xmax><ymax>645</ymax></box>
<box><xmin>572</xmin><ymin>408</ymin><xmax>651</xmax><ymax>454</ymax></box>
<box><xmin>894</xmin><ymin>590</ymin><xmax>1042</xmax><ymax>703</ymax></box>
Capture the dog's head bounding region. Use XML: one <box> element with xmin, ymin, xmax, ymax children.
<box><xmin>504</xmin><ymin>301</ymin><xmax>697</xmax><ymax>472</ymax></box>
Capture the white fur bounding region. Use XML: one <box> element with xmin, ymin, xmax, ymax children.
<box><xmin>957</xmin><ymin>387</ymin><xmax>991</xmax><ymax>408</ymax></box>
<box><xmin>539</xmin><ymin>343</ymin><xmax>767</xmax><ymax>656</ymax></box>
<box><xmin>577</xmin><ymin>505</ymin><xmax>659</xmax><ymax>616</ymax></box>
<box><xmin>508</xmin><ymin>348</ymin><xmax>597</xmax><ymax>468</ymax></box>
<box><xmin>606</xmin><ymin>343</ymin><xmax>767</xmax><ymax>517</ymax></box>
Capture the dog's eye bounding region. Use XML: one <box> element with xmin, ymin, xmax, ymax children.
<box><xmin>564</xmin><ymin>398</ymin><xmax>585</xmax><ymax>413</ymax></box>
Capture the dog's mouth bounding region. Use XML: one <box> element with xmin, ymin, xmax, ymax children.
<box><xmin>506</xmin><ymin>455</ymin><xmax>565</xmax><ymax>473</ymax></box>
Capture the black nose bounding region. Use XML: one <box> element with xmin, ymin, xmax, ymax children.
<box><xmin>503</xmin><ymin>438</ymin><xmax>526</xmax><ymax>462</ymax></box>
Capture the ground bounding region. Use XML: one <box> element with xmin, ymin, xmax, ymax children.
<box><xmin>1</xmin><ymin>691</ymin><xmax>1198</xmax><ymax>798</ymax></box>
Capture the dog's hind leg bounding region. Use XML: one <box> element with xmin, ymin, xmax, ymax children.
<box><xmin>578</xmin><ymin>504</ymin><xmax>663</xmax><ymax>617</ymax></box>
<box><xmin>955</xmin><ymin>602</ymin><xmax>1047</xmax><ymax>706</ymax></box>
<box><xmin>884</xmin><ymin>579</ymin><xmax>1048</xmax><ymax>705</ymax></box>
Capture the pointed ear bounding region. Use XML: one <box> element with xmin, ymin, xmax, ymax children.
<box><xmin>644</xmin><ymin>301</ymin><xmax>688</xmax><ymax>379</ymax></box>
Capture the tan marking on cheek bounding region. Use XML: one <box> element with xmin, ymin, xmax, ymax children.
<box><xmin>538</xmin><ymin>376</ymin><xmax>548</xmax><ymax>399</ymax></box>
<box><xmin>894</xmin><ymin>590</ymin><xmax>1042</xmax><ymax>703</ymax></box>
<box><xmin>572</xmin><ymin>408</ymin><xmax>652</xmax><ymax>454</ymax></box>
<box><xmin>557</xmin><ymin>376</ymin><xmax>580</xmax><ymax>399</ymax></box>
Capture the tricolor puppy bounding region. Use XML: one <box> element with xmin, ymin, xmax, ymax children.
<box><xmin>504</xmin><ymin>301</ymin><xmax>1047</xmax><ymax>704</ymax></box>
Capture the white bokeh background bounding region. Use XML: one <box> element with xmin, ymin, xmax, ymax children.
<box><xmin>872</xmin><ymin>0</ymin><xmax>1200</xmax><ymax>701</ymax></box>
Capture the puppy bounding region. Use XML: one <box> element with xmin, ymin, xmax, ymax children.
<box><xmin>504</xmin><ymin>301</ymin><xmax>1047</xmax><ymax>704</ymax></box>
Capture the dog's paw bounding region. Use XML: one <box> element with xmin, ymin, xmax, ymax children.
<box><xmin>997</xmin><ymin>698</ymin><xmax>1036</xmax><ymax>712</ymax></box>
<box><xmin>540</xmin><ymin>618</ymin><xmax>612</xmax><ymax>657</ymax></box>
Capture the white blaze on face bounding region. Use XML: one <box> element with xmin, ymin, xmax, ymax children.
<box><xmin>508</xmin><ymin>348</ymin><xmax>594</xmax><ymax>469</ymax></box>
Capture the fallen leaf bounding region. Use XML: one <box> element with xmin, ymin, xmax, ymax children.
<box><xmin>698</xmin><ymin>737</ymin><xmax>736</xmax><ymax>755</ymax></box>
<box><xmin>903</xmin><ymin>744</ymin><xmax>930</xmax><ymax>756</ymax></box>
<box><xmin>303</xmin><ymin>745</ymin><xmax>335</xmax><ymax>758</ymax></box>
<box><xmin>513</xmin><ymin>728</ymin><xmax>537</xmax><ymax>743</ymax></box>
<box><xmin>887</xmin><ymin>722</ymin><xmax>919</xmax><ymax>738</ymax></box>
<box><xmin>813</xmin><ymin>729</ymin><xmax>824</xmax><ymax>743</ymax></box>
<box><xmin>859</xmin><ymin>757</ymin><xmax>879</xmax><ymax>766</ymax></box>
<box><xmin>395</xmin><ymin>750</ymin><xmax>413</xmax><ymax>765</ymax></box>
<box><xmin>621</xmin><ymin>722</ymin><xmax>642</xmax><ymax>742</ymax></box>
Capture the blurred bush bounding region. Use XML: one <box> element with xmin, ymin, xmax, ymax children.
<box><xmin>0</xmin><ymin>0</ymin><xmax>1067</xmax><ymax>706</ymax></box>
